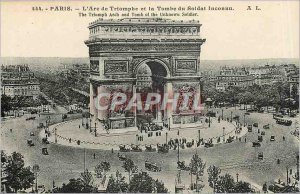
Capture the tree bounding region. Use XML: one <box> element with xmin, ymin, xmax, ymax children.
<box><xmin>234</xmin><ymin>181</ymin><xmax>255</xmax><ymax>193</ymax></box>
<box><xmin>128</xmin><ymin>172</ymin><xmax>168</xmax><ymax>193</ymax></box>
<box><xmin>122</xmin><ymin>158</ymin><xmax>138</xmax><ymax>182</ymax></box>
<box><xmin>80</xmin><ymin>169</ymin><xmax>94</xmax><ymax>187</ymax></box>
<box><xmin>106</xmin><ymin>171</ymin><xmax>128</xmax><ymax>193</ymax></box>
<box><xmin>216</xmin><ymin>173</ymin><xmax>235</xmax><ymax>193</ymax></box>
<box><xmin>207</xmin><ymin>165</ymin><xmax>221</xmax><ymax>192</ymax></box>
<box><xmin>190</xmin><ymin>153</ymin><xmax>206</xmax><ymax>192</ymax></box>
<box><xmin>94</xmin><ymin>161</ymin><xmax>111</xmax><ymax>178</ymax></box>
<box><xmin>3</xmin><ymin>152</ymin><xmax>35</xmax><ymax>193</ymax></box>
<box><xmin>1</xmin><ymin>94</ymin><xmax>12</xmax><ymax>117</ymax></box>
<box><xmin>54</xmin><ymin>178</ymin><xmax>97</xmax><ymax>193</ymax></box>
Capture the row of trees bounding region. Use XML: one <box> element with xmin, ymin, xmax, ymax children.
<box><xmin>207</xmin><ymin>165</ymin><xmax>254</xmax><ymax>193</ymax></box>
<box><xmin>1</xmin><ymin>94</ymin><xmax>49</xmax><ymax>117</ymax></box>
<box><xmin>202</xmin><ymin>82</ymin><xmax>299</xmax><ymax>111</ymax></box>
<box><xmin>0</xmin><ymin>151</ymin><xmax>265</xmax><ymax>193</ymax></box>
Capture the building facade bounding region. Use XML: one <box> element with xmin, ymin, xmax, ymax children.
<box><xmin>1</xmin><ymin>65</ymin><xmax>40</xmax><ymax>99</ymax></box>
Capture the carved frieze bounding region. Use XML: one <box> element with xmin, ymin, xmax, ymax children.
<box><xmin>104</xmin><ymin>60</ymin><xmax>129</xmax><ymax>74</ymax></box>
<box><xmin>172</xmin><ymin>81</ymin><xmax>199</xmax><ymax>92</ymax></box>
<box><xmin>89</xmin><ymin>44</ymin><xmax>201</xmax><ymax>53</ymax></box>
<box><xmin>90</xmin><ymin>25</ymin><xmax>200</xmax><ymax>36</ymax></box>
<box><xmin>90</xmin><ymin>60</ymin><xmax>99</xmax><ymax>73</ymax></box>
<box><xmin>175</xmin><ymin>59</ymin><xmax>197</xmax><ymax>73</ymax></box>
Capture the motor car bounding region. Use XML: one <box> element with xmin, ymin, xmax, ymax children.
<box><xmin>245</xmin><ymin>112</ymin><xmax>250</xmax><ymax>115</ymax></box>
<box><xmin>252</xmin><ymin>142</ymin><xmax>261</xmax><ymax>147</ymax></box>
<box><xmin>263</xmin><ymin>124</ymin><xmax>270</xmax><ymax>129</ymax></box>
<box><xmin>258</xmin><ymin>136</ymin><xmax>263</xmax><ymax>142</ymax></box>
<box><xmin>26</xmin><ymin>117</ymin><xmax>36</xmax><ymax>121</ymax></box>
<box><xmin>30</xmin><ymin>132</ymin><xmax>35</xmax><ymax>136</ymax></box>
<box><xmin>261</xmin><ymin>131</ymin><xmax>265</xmax><ymax>135</ymax></box>
<box><xmin>253</xmin><ymin>123</ymin><xmax>258</xmax><ymax>127</ymax></box>
<box><xmin>258</xmin><ymin>152</ymin><xmax>264</xmax><ymax>160</ymax></box>
<box><xmin>27</xmin><ymin>139</ymin><xmax>34</xmax><ymax>146</ymax></box>
<box><xmin>42</xmin><ymin>148</ymin><xmax>48</xmax><ymax>155</ymax></box>
<box><xmin>270</xmin><ymin>135</ymin><xmax>275</xmax><ymax>141</ymax></box>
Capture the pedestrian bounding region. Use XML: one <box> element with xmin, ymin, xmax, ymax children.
<box><xmin>283</xmin><ymin>136</ymin><xmax>285</xmax><ymax>141</ymax></box>
<box><xmin>93</xmin><ymin>153</ymin><xmax>96</xmax><ymax>159</ymax></box>
<box><xmin>79</xmin><ymin>125</ymin><xmax>80</xmax><ymax>128</ymax></box>
<box><xmin>69</xmin><ymin>138</ymin><xmax>72</xmax><ymax>143</ymax></box>
<box><xmin>10</xmin><ymin>128</ymin><xmax>12</xmax><ymax>133</ymax></box>
<box><xmin>245</xmin><ymin>137</ymin><xmax>247</xmax><ymax>142</ymax></box>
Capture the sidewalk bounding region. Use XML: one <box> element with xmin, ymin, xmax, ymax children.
<box><xmin>41</xmin><ymin>117</ymin><xmax>248</xmax><ymax>150</ymax></box>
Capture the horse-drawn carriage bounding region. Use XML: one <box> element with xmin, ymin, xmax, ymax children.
<box><xmin>145</xmin><ymin>161</ymin><xmax>161</xmax><ymax>172</ymax></box>
<box><xmin>177</xmin><ymin>161</ymin><xmax>190</xmax><ymax>171</ymax></box>
<box><xmin>145</xmin><ymin>145</ymin><xmax>156</xmax><ymax>152</ymax></box>
<box><xmin>226</xmin><ymin>136</ymin><xmax>235</xmax><ymax>143</ymax></box>
<box><xmin>204</xmin><ymin>140</ymin><xmax>214</xmax><ymax>148</ymax></box>
<box><xmin>119</xmin><ymin>144</ymin><xmax>131</xmax><ymax>152</ymax></box>
<box><xmin>42</xmin><ymin>137</ymin><xmax>50</xmax><ymax>144</ymax></box>
<box><xmin>117</xmin><ymin>153</ymin><xmax>126</xmax><ymax>161</ymax></box>
<box><xmin>131</xmin><ymin>144</ymin><xmax>142</xmax><ymax>152</ymax></box>
<box><xmin>157</xmin><ymin>144</ymin><xmax>169</xmax><ymax>153</ymax></box>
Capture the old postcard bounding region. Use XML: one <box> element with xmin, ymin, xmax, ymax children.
<box><xmin>1</xmin><ymin>0</ymin><xmax>299</xmax><ymax>193</ymax></box>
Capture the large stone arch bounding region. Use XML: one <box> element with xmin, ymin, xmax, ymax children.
<box><xmin>133</xmin><ymin>58</ymin><xmax>171</xmax><ymax>78</ymax></box>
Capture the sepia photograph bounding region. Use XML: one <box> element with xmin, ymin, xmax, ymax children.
<box><xmin>1</xmin><ymin>0</ymin><xmax>299</xmax><ymax>193</ymax></box>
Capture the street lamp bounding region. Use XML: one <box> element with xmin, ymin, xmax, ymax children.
<box><xmin>32</xmin><ymin>164</ymin><xmax>40</xmax><ymax>193</ymax></box>
<box><xmin>221</xmin><ymin>109</ymin><xmax>224</xmax><ymax>120</ymax></box>
<box><xmin>230</xmin><ymin>111</ymin><xmax>233</xmax><ymax>122</ymax></box>
<box><xmin>236</xmin><ymin>173</ymin><xmax>239</xmax><ymax>182</ymax></box>
<box><xmin>94</xmin><ymin>122</ymin><xmax>97</xmax><ymax>137</ymax></box>
<box><xmin>166</xmin><ymin>132</ymin><xmax>168</xmax><ymax>145</ymax></box>
<box><xmin>223</xmin><ymin>127</ymin><xmax>225</xmax><ymax>142</ymax></box>
<box><xmin>89</xmin><ymin>118</ymin><xmax>92</xmax><ymax>133</ymax></box>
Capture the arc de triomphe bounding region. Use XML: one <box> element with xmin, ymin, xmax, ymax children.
<box><xmin>85</xmin><ymin>18</ymin><xmax>206</xmax><ymax>130</ymax></box>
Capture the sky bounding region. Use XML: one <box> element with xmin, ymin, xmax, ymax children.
<box><xmin>1</xmin><ymin>1</ymin><xmax>299</xmax><ymax>60</ymax></box>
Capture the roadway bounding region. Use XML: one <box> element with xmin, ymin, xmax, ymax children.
<box><xmin>1</xmin><ymin>107</ymin><xmax>298</xmax><ymax>193</ymax></box>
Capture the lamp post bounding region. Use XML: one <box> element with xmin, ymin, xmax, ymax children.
<box><xmin>230</xmin><ymin>111</ymin><xmax>233</xmax><ymax>122</ymax></box>
<box><xmin>166</xmin><ymin>132</ymin><xmax>168</xmax><ymax>145</ymax></box>
<box><xmin>89</xmin><ymin>118</ymin><xmax>92</xmax><ymax>133</ymax></box>
<box><xmin>32</xmin><ymin>164</ymin><xmax>40</xmax><ymax>193</ymax></box>
<box><xmin>222</xmin><ymin>109</ymin><xmax>224</xmax><ymax>120</ymax></box>
<box><xmin>236</xmin><ymin>173</ymin><xmax>239</xmax><ymax>182</ymax></box>
<box><xmin>223</xmin><ymin>127</ymin><xmax>225</xmax><ymax>142</ymax></box>
<box><xmin>94</xmin><ymin>122</ymin><xmax>97</xmax><ymax>137</ymax></box>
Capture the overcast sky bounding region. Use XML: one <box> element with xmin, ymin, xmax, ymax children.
<box><xmin>1</xmin><ymin>1</ymin><xmax>299</xmax><ymax>60</ymax></box>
